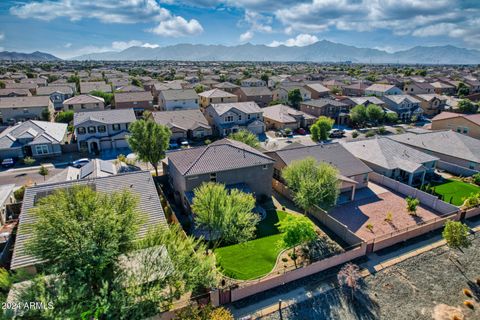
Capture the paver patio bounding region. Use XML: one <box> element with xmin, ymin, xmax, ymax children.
<box><xmin>328</xmin><ymin>182</ymin><xmax>445</xmax><ymax>242</ymax></box>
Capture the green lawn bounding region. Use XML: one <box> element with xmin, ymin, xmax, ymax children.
<box><xmin>432</xmin><ymin>179</ymin><xmax>480</xmax><ymax>206</ymax></box>
<box><xmin>214</xmin><ymin>210</ymin><xmax>289</xmax><ymax>280</ymax></box>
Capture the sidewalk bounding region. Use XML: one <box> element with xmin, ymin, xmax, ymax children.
<box><xmin>230</xmin><ymin>220</ymin><xmax>480</xmax><ymax>319</ymax></box>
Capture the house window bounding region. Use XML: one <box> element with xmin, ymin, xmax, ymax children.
<box><xmin>81</xmin><ymin>104</ymin><xmax>85</xmax><ymax>109</ymax></box>
<box><xmin>77</xmin><ymin>127</ymin><xmax>86</xmax><ymax>134</ymax></box>
<box><xmin>23</xmin><ymin>108</ymin><xmax>29</xmax><ymax>113</ymax></box>
<box><xmin>68</xmin><ymin>105</ymin><xmax>73</xmax><ymax>110</ymax></box>
<box><xmin>88</xmin><ymin>126</ymin><xmax>96</xmax><ymax>133</ymax></box>
<box><xmin>98</xmin><ymin>125</ymin><xmax>106</xmax><ymax>133</ymax></box>
<box><xmin>225</xmin><ymin>115</ymin><xmax>234</xmax><ymax>122</ymax></box>
<box><xmin>463</xmin><ymin>127</ymin><xmax>469</xmax><ymax>134</ymax></box>
<box><xmin>262</xmin><ymin>164</ymin><xmax>268</xmax><ymax>170</ymax></box>
<box><xmin>248</xmin><ymin>114</ymin><xmax>251</xmax><ymax>120</ymax></box>
<box><xmin>112</xmin><ymin>124</ymin><xmax>121</xmax><ymax>131</ymax></box>
<box><xmin>469</xmin><ymin>162</ymin><xmax>476</xmax><ymax>170</ymax></box>
<box><xmin>238</xmin><ymin>115</ymin><xmax>242</xmax><ymax>121</ymax></box>
<box><xmin>35</xmin><ymin>144</ymin><xmax>49</xmax><ymax>155</ymax></box>
<box><xmin>210</xmin><ymin>172</ymin><xmax>217</xmax><ymax>182</ymax></box>
<box><xmin>363</xmin><ymin>173</ymin><xmax>368</xmax><ymax>183</ymax></box>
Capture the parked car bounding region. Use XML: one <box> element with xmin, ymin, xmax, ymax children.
<box><xmin>1</xmin><ymin>158</ymin><xmax>14</xmax><ymax>168</ymax></box>
<box><xmin>296</xmin><ymin>128</ymin><xmax>306</xmax><ymax>135</ymax></box>
<box><xmin>329</xmin><ymin>129</ymin><xmax>345</xmax><ymax>138</ymax></box>
<box><xmin>70</xmin><ymin>158</ymin><xmax>90</xmax><ymax>168</ymax></box>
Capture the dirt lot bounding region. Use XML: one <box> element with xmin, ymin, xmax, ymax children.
<box><xmin>329</xmin><ymin>183</ymin><xmax>445</xmax><ymax>242</ymax></box>
<box><xmin>261</xmin><ymin>235</ymin><xmax>480</xmax><ymax>320</ymax></box>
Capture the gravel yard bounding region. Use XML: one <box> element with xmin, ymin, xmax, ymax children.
<box><xmin>260</xmin><ymin>235</ymin><xmax>480</xmax><ymax>320</ymax></box>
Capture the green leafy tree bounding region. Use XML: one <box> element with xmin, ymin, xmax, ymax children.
<box><xmin>442</xmin><ymin>220</ymin><xmax>471</xmax><ymax>254</ymax></box>
<box><xmin>366</xmin><ymin>104</ymin><xmax>384</xmax><ymax>125</ymax></box>
<box><xmin>38</xmin><ymin>165</ymin><xmax>49</xmax><ymax>181</ymax></box>
<box><xmin>288</xmin><ymin>88</ymin><xmax>303</xmax><ymax>109</ymax></box>
<box><xmin>261</xmin><ymin>74</ymin><xmax>269</xmax><ymax>83</ymax></box>
<box><xmin>90</xmin><ymin>90</ymin><xmax>113</xmax><ymax>106</ymax></box>
<box><xmin>282</xmin><ymin>157</ymin><xmax>340</xmax><ymax>212</ymax></box>
<box><xmin>67</xmin><ymin>75</ymin><xmax>80</xmax><ymax>92</ymax></box>
<box><xmin>0</xmin><ymin>81</ymin><xmax>5</xmax><ymax>89</ymax></box>
<box><xmin>131</xmin><ymin>78</ymin><xmax>143</xmax><ymax>87</ymax></box>
<box><xmin>310</xmin><ymin>116</ymin><xmax>334</xmax><ymax>142</ymax></box>
<box><xmin>457</xmin><ymin>82</ymin><xmax>470</xmax><ymax>97</ymax></box>
<box><xmin>228</xmin><ymin>129</ymin><xmax>260</xmax><ymax>148</ymax></box>
<box><xmin>41</xmin><ymin>108</ymin><xmax>51</xmax><ymax>121</ymax></box>
<box><xmin>349</xmin><ymin>105</ymin><xmax>367</xmax><ymax>127</ymax></box>
<box><xmin>277</xmin><ymin>215</ymin><xmax>317</xmax><ymax>268</ymax></box>
<box><xmin>192</xmin><ymin>182</ymin><xmax>259</xmax><ymax>250</ymax></box>
<box><xmin>127</xmin><ymin>120</ymin><xmax>171</xmax><ymax>176</ymax></box>
<box><xmin>457</xmin><ymin>99</ymin><xmax>478</xmax><ymax>114</ymax></box>
<box><xmin>195</xmin><ymin>84</ymin><xmax>205</xmax><ymax>93</ymax></box>
<box><xmin>55</xmin><ymin>110</ymin><xmax>74</xmax><ymax>124</ymax></box>
<box><xmin>21</xmin><ymin>186</ymin><xmax>216</xmax><ymax>319</ymax></box>
<box><xmin>384</xmin><ymin>112</ymin><xmax>398</xmax><ymax>123</ymax></box>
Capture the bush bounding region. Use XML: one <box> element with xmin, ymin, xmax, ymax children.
<box><xmin>365</xmin><ymin>130</ymin><xmax>376</xmax><ymax>137</ymax></box>
<box><xmin>23</xmin><ymin>156</ymin><xmax>35</xmax><ymax>166</ymax></box>
<box><xmin>472</xmin><ymin>173</ymin><xmax>480</xmax><ymax>185</ymax></box>
<box><xmin>462</xmin><ymin>193</ymin><xmax>480</xmax><ymax>208</ymax></box>
<box><xmin>14</xmin><ymin>186</ymin><xmax>25</xmax><ymax>202</ymax></box>
<box><xmin>55</xmin><ymin>110</ymin><xmax>74</xmax><ymax>124</ymax></box>
<box><xmin>351</xmin><ymin>130</ymin><xmax>359</xmax><ymax>138</ymax></box>
<box><xmin>204</xmin><ymin>139</ymin><xmax>212</xmax><ymax>145</ymax></box>
<box><xmin>406</xmin><ymin>197</ymin><xmax>420</xmax><ymax>215</ymax></box>
<box><xmin>377</xmin><ymin>126</ymin><xmax>387</xmax><ymax>135</ymax></box>
<box><xmin>395</xmin><ymin>127</ymin><xmax>405</xmax><ymax>134</ymax></box>
<box><xmin>366</xmin><ymin>223</ymin><xmax>374</xmax><ymax>232</ymax></box>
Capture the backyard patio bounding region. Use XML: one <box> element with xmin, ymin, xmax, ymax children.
<box><xmin>328</xmin><ymin>182</ymin><xmax>446</xmax><ymax>242</ymax></box>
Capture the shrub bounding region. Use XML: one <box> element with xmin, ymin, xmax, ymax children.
<box><xmin>366</xmin><ymin>223</ymin><xmax>374</xmax><ymax>232</ymax></box>
<box><xmin>384</xmin><ymin>212</ymin><xmax>393</xmax><ymax>222</ymax></box>
<box><xmin>395</xmin><ymin>127</ymin><xmax>404</xmax><ymax>134</ymax></box>
<box><xmin>406</xmin><ymin>197</ymin><xmax>420</xmax><ymax>216</ymax></box>
<box><xmin>377</xmin><ymin>126</ymin><xmax>387</xmax><ymax>135</ymax></box>
<box><xmin>210</xmin><ymin>307</ymin><xmax>234</xmax><ymax>320</ymax></box>
<box><xmin>23</xmin><ymin>156</ymin><xmax>35</xmax><ymax>166</ymax></box>
<box><xmin>351</xmin><ymin>130</ymin><xmax>359</xmax><ymax>138</ymax></box>
<box><xmin>365</xmin><ymin>130</ymin><xmax>376</xmax><ymax>138</ymax></box>
<box><xmin>14</xmin><ymin>186</ymin><xmax>25</xmax><ymax>202</ymax></box>
<box><xmin>462</xmin><ymin>193</ymin><xmax>480</xmax><ymax>209</ymax></box>
<box><xmin>472</xmin><ymin>173</ymin><xmax>480</xmax><ymax>185</ymax></box>
<box><xmin>204</xmin><ymin>139</ymin><xmax>212</xmax><ymax>145</ymax></box>
<box><xmin>284</xmin><ymin>128</ymin><xmax>292</xmax><ymax>135</ymax></box>
<box><xmin>463</xmin><ymin>300</ymin><xmax>474</xmax><ymax>309</ymax></box>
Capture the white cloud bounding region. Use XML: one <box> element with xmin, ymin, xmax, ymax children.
<box><xmin>239</xmin><ymin>31</ymin><xmax>254</xmax><ymax>42</ymax></box>
<box><xmin>64</xmin><ymin>42</ymin><xmax>72</xmax><ymax>48</ymax></box>
<box><xmin>111</xmin><ymin>40</ymin><xmax>143</xmax><ymax>50</ymax></box>
<box><xmin>150</xmin><ymin>16</ymin><xmax>203</xmax><ymax>37</ymax></box>
<box><xmin>141</xmin><ymin>43</ymin><xmax>160</xmax><ymax>48</ymax></box>
<box><xmin>268</xmin><ymin>33</ymin><xmax>318</xmax><ymax>47</ymax></box>
<box><xmin>10</xmin><ymin>0</ymin><xmax>203</xmax><ymax>38</ymax></box>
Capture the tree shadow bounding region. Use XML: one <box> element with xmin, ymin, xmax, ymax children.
<box><xmin>467</xmin><ymin>280</ymin><xmax>480</xmax><ymax>301</ymax></box>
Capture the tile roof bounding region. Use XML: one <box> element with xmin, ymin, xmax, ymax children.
<box><xmin>151</xmin><ymin>109</ymin><xmax>210</xmax><ymax>131</ymax></box>
<box><xmin>198</xmin><ymin>88</ymin><xmax>236</xmax><ymax>98</ymax></box>
<box><xmin>342</xmin><ymin>137</ymin><xmax>439</xmax><ymax>173</ymax></box>
<box><xmin>114</xmin><ymin>91</ymin><xmax>153</xmax><ymax>103</ymax></box>
<box><xmin>301</xmin><ymin>98</ymin><xmax>348</xmax><ymax>108</ymax></box>
<box><xmin>0</xmin><ymin>96</ymin><xmax>50</xmax><ymax>109</ymax></box>
<box><xmin>305</xmin><ymin>83</ymin><xmax>330</xmax><ymax>93</ymax></box>
<box><xmin>262</xmin><ymin>104</ymin><xmax>315</xmax><ymax>124</ymax></box>
<box><xmin>73</xmin><ymin>109</ymin><xmax>136</xmax><ymax>126</ymax></box>
<box><xmin>161</xmin><ymin>89</ymin><xmax>198</xmax><ymax>101</ymax></box>
<box><xmin>80</xmin><ymin>81</ymin><xmax>112</xmax><ymax>93</ymax></box>
<box><xmin>365</xmin><ymin>83</ymin><xmax>397</xmax><ymax>92</ymax></box>
<box><xmin>389</xmin><ymin>130</ymin><xmax>480</xmax><ymax>163</ymax></box>
<box><xmin>348</xmin><ymin>96</ymin><xmax>385</xmax><ymax>105</ymax></box>
<box><xmin>63</xmin><ymin>94</ymin><xmax>104</xmax><ymax>105</ymax></box>
<box><xmin>11</xmin><ymin>171</ymin><xmax>166</xmax><ymax>270</ymax></box>
<box><xmin>36</xmin><ymin>86</ymin><xmax>74</xmax><ymax>96</ymax></box>
<box><xmin>238</xmin><ymin>86</ymin><xmax>272</xmax><ymax>96</ymax></box>
<box><xmin>269</xmin><ymin>143</ymin><xmax>372</xmax><ymax>177</ymax></box>
<box><xmin>0</xmin><ymin>120</ymin><xmax>67</xmax><ymax>149</ymax></box>
<box><xmin>167</xmin><ymin>138</ymin><xmax>274</xmax><ymax>176</ymax></box>
<box><xmin>383</xmin><ymin>94</ymin><xmax>420</xmax><ymax>104</ymax></box>
<box><xmin>210</xmin><ymin>101</ymin><xmax>262</xmax><ymax>116</ymax></box>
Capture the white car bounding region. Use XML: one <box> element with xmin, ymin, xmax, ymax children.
<box><xmin>71</xmin><ymin>158</ymin><xmax>90</xmax><ymax>168</ymax></box>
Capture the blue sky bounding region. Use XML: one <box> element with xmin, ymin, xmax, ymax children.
<box><xmin>0</xmin><ymin>0</ymin><xmax>479</xmax><ymax>59</ymax></box>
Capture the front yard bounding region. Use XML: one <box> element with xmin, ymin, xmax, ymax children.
<box><xmin>215</xmin><ymin>210</ymin><xmax>289</xmax><ymax>280</ymax></box>
<box><xmin>430</xmin><ymin>179</ymin><xmax>480</xmax><ymax>206</ymax></box>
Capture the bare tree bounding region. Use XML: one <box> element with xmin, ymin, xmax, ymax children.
<box><xmin>338</xmin><ymin>263</ymin><xmax>361</xmax><ymax>300</ymax></box>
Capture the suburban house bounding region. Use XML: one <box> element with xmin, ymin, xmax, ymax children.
<box><xmin>213</xmin><ymin>82</ymin><xmax>240</xmax><ymax>94</ymax></box>
<box><xmin>0</xmin><ymin>184</ymin><xmax>15</xmax><ymax>225</ymax></box>
<box><xmin>36</xmin><ymin>86</ymin><xmax>74</xmax><ymax>111</ymax></box>
<box><xmin>115</xmin><ymin>85</ymin><xmax>145</xmax><ymax>93</ymax></box>
<box><xmin>204</xmin><ymin>101</ymin><xmax>265</xmax><ymax>136</ymax></box>
<box><xmin>381</xmin><ymin>94</ymin><xmax>423</xmax><ymax>121</ymax></box>
<box><xmin>272</xmin><ymin>86</ymin><xmax>311</xmax><ymax>102</ymax></box>
<box><xmin>166</xmin><ymin>138</ymin><xmax>274</xmax><ymax>210</ymax></box>
<box><xmin>4</xmin><ymin>83</ymin><xmax>38</xmax><ymax>95</ymax></box>
<box><xmin>114</xmin><ymin>91</ymin><xmax>154</xmax><ymax>116</ymax></box>
<box><xmin>0</xmin><ymin>89</ymin><xmax>31</xmax><ymax>97</ymax></box>
<box><xmin>300</xmin><ymin>98</ymin><xmax>351</xmax><ymax>125</ymax></box>
<box><xmin>390</xmin><ymin>130</ymin><xmax>480</xmax><ymax>171</ymax></box>
<box><xmin>465</xmin><ymin>79</ymin><xmax>480</xmax><ymax>93</ymax></box>
<box><xmin>80</xmin><ymin>81</ymin><xmax>112</xmax><ymax>94</ymax></box>
<box><xmin>10</xmin><ymin>170</ymin><xmax>167</xmax><ymax>273</ymax></box>
<box><xmin>265</xmin><ymin>143</ymin><xmax>372</xmax><ymax>203</ymax></box>
<box><xmin>342</xmin><ymin>137</ymin><xmax>438</xmax><ymax>186</ymax></box>
<box><xmin>62</xmin><ymin>95</ymin><xmax>105</xmax><ymax>112</ymax></box>
<box><xmin>344</xmin><ymin>96</ymin><xmax>387</xmax><ymax>108</ymax></box>
<box><xmin>0</xmin><ymin>120</ymin><xmax>68</xmax><ymax>159</ymax></box>
<box><xmin>158</xmin><ymin>89</ymin><xmax>199</xmax><ymax>111</ymax></box>
<box><xmin>198</xmin><ymin>88</ymin><xmax>238</xmax><ymax>109</ymax></box>
<box><xmin>365</xmin><ymin>84</ymin><xmax>403</xmax><ymax>96</ymax></box>
<box><xmin>414</xmin><ymin>94</ymin><xmax>447</xmax><ymax>116</ymax></box>
<box><xmin>234</xmin><ymin>87</ymin><xmax>273</xmax><ymax>108</ymax></box>
<box><xmin>262</xmin><ymin>104</ymin><xmax>316</xmax><ymax>130</ymax></box>
<box><xmin>431</xmin><ymin>81</ymin><xmax>456</xmax><ymax>95</ymax></box>
<box><xmin>403</xmin><ymin>81</ymin><xmax>435</xmax><ymax>94</ymax></box>
<box><xmin>303</xmin><ymin>83</ymin><xmax>330</xmax><ymax>99</ymax></box>
<box><xmin>20</xmin><ymin>78</ymin><xmax>47</xmax><ymax>87</ymax></box>
<box><xmin>0</xmin><ymin>96</ymin><xmax>54</xmax><ymax>124</ymax></box>
<box><xmin>430</xmin><ymin>112</ymin><xmax>480</xmax><ymax>139</ymax></box>
<box><xmin>240</xmin><ymin>78</ymin><xmax>267</xmax><ymax>87</ymax></box>
<box><xmin>73</xmin><ymin>109</ymin><xmax>136</xmax><ymax>154</ymax></box>
<box><xmin>150</xmin><ymin>109</ymin><xmax>212</xmax><ymax>140</ymax></box>
<box><xmin>342</xmin><ymin>81</ymin><xmax>371</xmax><ymax>97</ymax></box>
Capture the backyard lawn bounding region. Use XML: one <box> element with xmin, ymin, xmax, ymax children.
<box><xmin>432</xmin><ymin>179</ymin><xmax>480</xmax><ymax>206</ymax></box>
<box><xmin>215</xmin><ymin>210</ymin><xmax>289</xmax><ymax>280</ymax></box>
